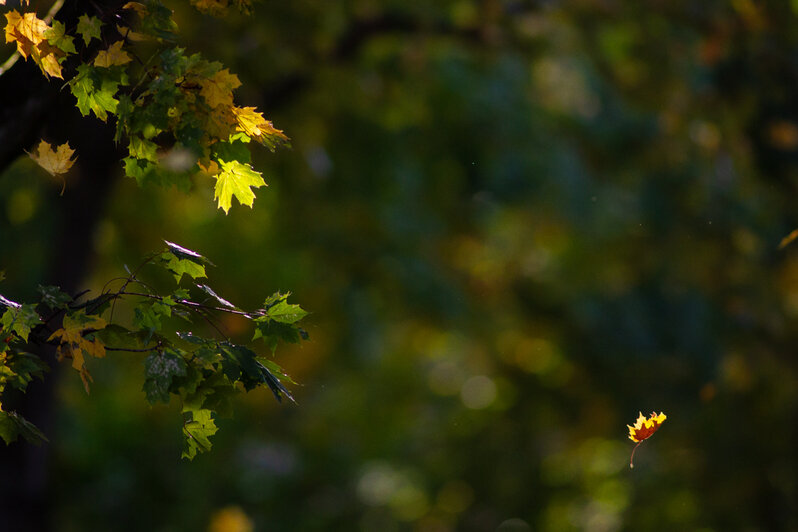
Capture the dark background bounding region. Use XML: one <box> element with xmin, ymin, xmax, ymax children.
<box><xmin>2</xmin><ymin>1</ymin><xmax>798</xmax><ymax>530</ymax></box>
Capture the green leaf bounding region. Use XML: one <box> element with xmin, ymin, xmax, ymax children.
<box><xmin>3</xmin><ymin>350</ymin><xmax>48</xmax><ymax>392</ymax></box>
<box><xmin>70</xmin><ymin>64</ymin><xmax>120</xmax><ymax>121</ymax></box>
<box><xmin>213</xmin><ymin>159</ymin><xmax>266</xmax><ymax>214</ymax></box>
<box><xmin>161</xmin><ymin>252</ymin><xmax>207</xmax><ymax>283</ymax></box>
<box><xmin>181</xmin><ymin>408</ymin><xmax>217</xmax><ymax>460</ymax></box>
<box><xmin>94</xmin><ymin>323</ymin><xmax>143</xmax><ymax>350</ymax></box>
<box><xmin>0</xmin><ymin>411</ymin><xmax>48</xmax><ymax>446</ymax></box>
<box><xmin>266</xmin><ymin>300</ymin><xmax>308</xmax><ymax>324</ymax></box>
<box><xmin>1</xmin><ymin>304</ymin><xmax>41</xmax><ymax>342</ymax></box>
<box><xmin>37</xmin><ymin>285</ymin><xmax>71</xmax><ymax>309</ymax></box>
<box><xmin>76</xmin><ymin>15</ymin><xmax>102</xmax><ymax>47</ymax></box>
<box><xmin>211</xmin><ymin>136</ymin><xmax>251</xmax><ymax>165</ymax></box>
<box><xmin>128</xmin><ymin>136</ymin><xmax>159</xmax><ymax>162</ymax></box>
<box><xmin>143</xmin><ymin>350</ymin><xmax>187</xmax><ymax>404</ymax></box>
<box><xmin>44</xmin><ymin>20</ymin><xmax>76</xmax><ymax>55</ymax></box>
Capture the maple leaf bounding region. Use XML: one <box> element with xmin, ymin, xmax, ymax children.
<box><xmin>76</xmin><ymin>14</ymin><xmax>102</xmax><ymax>47</ymax></box>
<box><xmin>199</xmin><ymin>68</ymin><xmax>241</xmax><ymax>109</ymax></box>
<box><xmin>4</xmin><ymin>10</ymin><xmax>47</xmax><ymax>60</ymax></box>
<box><xmin>94</xmin><ymin>41</ymin><xmax>132</xmax><ymax>68</ymax></box>
<box><xmin>213</xmin><ymin>159</ymin><xmax>265</xmax><ymax>214</ymax></box>
<box><xmin>182</xmin><ymin>407</ymin><xmax>218</xmax><ymax>459</ymax></box>
<box><xmin>48</xmin><ymin>310</ymin><xmax>107</xmax><ymax>394</ymax></box>
<box><xmin>28</xmin><ymin>140</ymin><xmax>76</xmax><ymax>177</ymax></box>
<box><xmin>232</xmin><ymin>107</ymin><xmax>289</xmax><ymax>149</ymax></box>
<box><xmin>44</xmin><ymin>20</ymin><xmax>76</xmax><ymax>55</ymax></box>
<box><xmin>627</xmin><ymin>411</ymin><xmax>666</xmax><ymax>468</ymax></box>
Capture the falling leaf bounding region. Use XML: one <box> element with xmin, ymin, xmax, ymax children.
<box><xmin>627</xmin><ymin>411</ymin><xmax>666</xmax><ymax>468</ymax></box>
<box><xmin>28</xmin><ymin>140</ymin><xmax>76</xmax><ymax>177</ymax></box>
<box><xmin>213</xmin><ymin>159</ymin><xmax>265</xmax><ymax>214</ymax></box>
<box><xmin>94</xmin><ymin>40</ymin><xmax>132</xmax><ymax>67</ymax></box>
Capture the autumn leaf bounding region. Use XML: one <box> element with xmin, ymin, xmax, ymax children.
<box><xmin>213</xmin><ymin>159</ymin><xmax>266</xmax><ymax>214</ymax></box>
<box><xmin>627</xmin><ymin>411</ymin><xmax>666</xmax><ymax>468</ymax></box>
<box><xmin>4</xmin><ymin>10</ymin><xmax>47</xmax><ymax>60</ymax></box>
<box><xmin>48</xmin><ymin>310</ymin><xmax>107</xmax><ymax>394</ymax></box>
<box><xmin>94</xmin><ymin>41</ymin><xmax>132</xmax><ymax>68</ymax></box>
<box><xmin>199</xmin><ymin>68</ymin><xmax>241</xmax><ymax>109</ymax></box>
<box><xmin>28</xmin><ymin>140</ymin><xmax>76</xmax><ymax>178</ymax></box>
<box><xmin>4</xmin><ymin>10</ymin><xmax>66</xmax><ymax>78</ymax></box>
<box><xmin>232</xmin><ymin>106</ymin><xmax>289</xmax><ymax>149</ymax></box>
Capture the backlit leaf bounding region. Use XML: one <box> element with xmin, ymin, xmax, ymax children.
<box><xmin>94</xmin><ymin>40</ymin><xmax>132</xmax><ymax>67</ymax></box>
<box><xmin>76</xmin><ymin>14</ymin><xmax>102</xmax><ymax>47</ymax></box>
<box><xmin>28</xmin><ymin>140</ymin><xmax>76</xmax><ymax>176</ymax></box>
<box><xmin>213</xmin><ymin>159</ymin><xmax>265</xmax><ymax>214</ymax></box>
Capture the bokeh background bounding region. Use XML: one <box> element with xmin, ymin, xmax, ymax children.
<box><xmin>2</xmin><ymin>1</ymin><xmax>798</xmax><ymax>530</ymax></box>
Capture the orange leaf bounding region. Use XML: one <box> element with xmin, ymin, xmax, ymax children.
<box><xmin>627</xmin><ymin>411</ymin><xmax>666</xmax><ymax>468</ymax></box>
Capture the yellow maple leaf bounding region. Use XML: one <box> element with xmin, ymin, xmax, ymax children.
<box><xmin>49</xmin><ymin>311</ymin><xmax>106</xmax><ymax>393</ymax></box>
<box><xmin>232</xmin><ymin>107</ymin><xmax>289</xmax><ymax>147</ymax></box>
<box><xmin>94</xmin><ymin>40</ymin><xmax>132</xmax><ymax>68</ymax></box>
<box><xmin>627</xmin><ymin>411</ymin><xmax>666</xmax><ymax>468</ymax></box>
<box><xmin>28</xmin><ymin>140</ymin><xmax>77</xmax><ymax>176</ymax></box>
<box><xmin>199</xmin><ymin>69</ymin><xmax>241</xmax><ymax>109</ymax></box>
<box><xmin>4</xmin><ymin>10</ymin><xmax>47</xmax><ymax>59</ymax></box>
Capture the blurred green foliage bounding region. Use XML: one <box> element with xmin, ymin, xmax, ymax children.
<box><xmin>4</xmin><ymin>0</ymin><xmax>798</xmax><ymax>530</ymax></box>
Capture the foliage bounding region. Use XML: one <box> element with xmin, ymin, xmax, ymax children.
<box><xmin>0</xmin><ymin>0</ymin><xmax>307</xmax><ymax>459</ymax></box>
<box><xmin>0</xmin><ymin>240</ymin><xmax>307</xmax><ymax>457</ymax></box>
<box><xmin>5</xmin><ymin>0</ymin><xmax>287</xmax><ymax>212</ymax></box>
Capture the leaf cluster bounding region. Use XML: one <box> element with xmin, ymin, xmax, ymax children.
<box><xmin>5</xmin><ymin>0</ymin><xmax>288</xmax><ymax>213</ymax></box>
<box><xmin>0</xmin><ymin>242</ymin><xmax>308</xmax><ymax>458</ymax></box>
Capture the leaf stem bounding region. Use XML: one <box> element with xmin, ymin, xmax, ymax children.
<box><xmin>630</xmin><ymin>441</ymin><xmax>642</xmax><ymax>469</ymax></box>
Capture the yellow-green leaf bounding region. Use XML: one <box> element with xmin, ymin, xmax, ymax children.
<box><xmin>213</xmin><ymin>159</ymin><xmax>265</xmax><ymax>214</ymax></box>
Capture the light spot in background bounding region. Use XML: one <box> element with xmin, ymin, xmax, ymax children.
<box><xmin>460</xmin><ymin>375</ymin><xmax>497</xmax><ymax>409</ymax></box>
<box><xmin>358</xmin><ymin>463</ymin><xmax>403</xmax><ymax>506</ymax></box>
<box><xmin>160</xmin><ymin>146</ymin><xmax>195</xmax><ymax>172</ymax></box>
<box><xmin>207</xmin><ymin>506</ymin><xmax>253</xmax><ymax>532</ymax></box>
<box><xmin>357</xmin><ymin>463</ymin><xmax>430</xmax><ymax>521</ymax></box>
<box><xmin>6</xmin><ymin>188</ymin><xmax>37</xmax><ymax>225</ymax></box>
<box><xmin>305</xmin><ymin>145</ymin><xmax>333</xmax><ymax>178</ymax></box>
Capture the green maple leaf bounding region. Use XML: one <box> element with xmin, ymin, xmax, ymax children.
<box><xmin>266</xmin><ymin>300</ymin><xmax>308</xmax><ymax>324</ymax></box>
<box><xmin>213</xmin><ymin>159</ymin><xmax>266</xmax><ymax>214</ymax></box>
<box><xmin>76</xmin><ymin>15</ymin><xmax>102</xmax><ymax>47</ymax></box>
<box><xmin>44</xmin><ymin>21</ymin><xmax>76</xmax><ymax>55</ymax></box>
<box><xmin>181</xmin><ymin>408</ymin><xmax>218</xmax><ymax>460</ymax></box>
<box><xmin>70</xmin><ymin>65</ymin><xmax>120</xmax><ymax>121</ymax></box>
<box><xmin>0</xmin><ymin>411</ymin><xmax>48</xmax><ymax>446</ymax></box>
<box><xmin>161</xmin><ymin>252</ymin><xmax>207</xmax><ymax>283</ymax></box>
<box><xmin>1</xmin><ymin>304</ymin><xmax>41</xmax><ymax>342</ymax></box>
